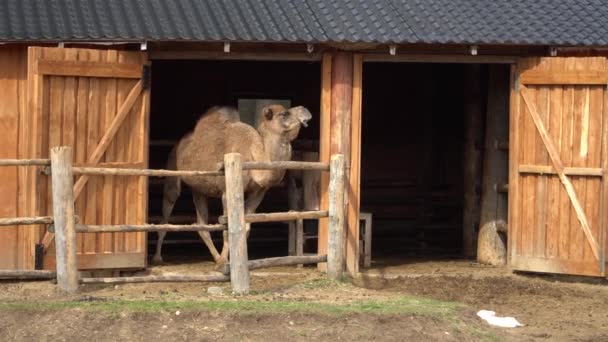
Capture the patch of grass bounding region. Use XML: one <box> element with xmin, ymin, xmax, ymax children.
<box><xmin>0</xmin><ymin>296</ymin><xmax>459</xmax><ymax>318</ymax></box>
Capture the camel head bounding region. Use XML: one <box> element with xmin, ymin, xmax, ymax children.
<box><xmin>259</xmin><ymin>104</ymin><xmax>312</xmax><ymax>141</ymax></box>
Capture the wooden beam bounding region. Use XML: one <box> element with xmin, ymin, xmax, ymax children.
<box><xmin>149</xmin><ymin>50</ymin><xmax>322</xmax><ymax>61</ymax></box>
<box><xmin>518</xmin><ymin>165</ymin><xmax>603</xmax><ymax>177</ymax></box>
<box><xmin>318</xmin><ymin>53</ymin><xmax>332</xmax><ymax>271</ymax></box>
<box><xmin>363</xmin><ymin>54</ymin><xmax>516</xmax><ymax>64</ymax></box>
<box><xmin>346</xmin><ymin>53</ymin><xmax>363</xmax><ymax>274</ymax></box>
<box><xmin>241</xmin><ymin>160</ymin><xmax>329</xmax><ymax>171</ymax></box>
<box><xmin>521</xmin><ymin>86</ymin><xmax>600</xmax><ymax>260</ymax></box>
<box><xmin>36</xmin><ymin>60</ymin><xmax>142</xmax><ymax>78</ymax></box>
<box><xmin>477</xmin><ymin>65</ymin><xmax>509</xmax><ymax>266</ymax></box>
<box><xmin>71</xmin><ymin>166</ymin><xmax>222</xmax><ymax>177</ymax></box>
<box><xmin>0</xmin><ymin>159</ymin><xmax>50</xmax><ymax>166</ymax></box>
<box><xmin>520</xmin><ymin>71</ymin><xmax>608</xmax><ymax>85</ymax></box>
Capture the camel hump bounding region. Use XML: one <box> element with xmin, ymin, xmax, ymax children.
<box><xmin>196</xmin><ymin>106</ymin><xmax>240</xmax><ymax>128</ymax></box>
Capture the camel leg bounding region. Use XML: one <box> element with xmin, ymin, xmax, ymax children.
<box><xmin>193</xmin><ymin>192</ymin><xmax>221</xmax><ymax>262</ymax></box>
<box><xmin>214</xmin><ymin>193</ymin><xmax>230</xmax><ymax>269</ymax></box>
<box><xmin>153</xmin><ymin>175</ymin><xmax>181</xmax><ymax>264</ymax></box>
<box><xmin>244</xmin><ymin>188</ymin><xmax>267</xmax><ymax>236</ymax></box>
<box><xmin>214</xmin><ymin>189</ymin><xmax>267</xmax><ymax>270</ymax></box>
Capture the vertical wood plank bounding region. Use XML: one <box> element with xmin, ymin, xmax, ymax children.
<box><xmin>508</xmin><ymin>64</ymin><xmax>521</xmax><ymax>260</ymax></box>
<box><xmin>558</xmin><ymin>82</ymin><xmax>575</xmax><ymax>259</ymax></box>
<box><xmin>101</xmin><ymin>50</ymin><xmax>118</xmax><ymax>253</ymax></box>
<box><xmin>600</xmin><ymin>59</ymin><xmax>608</xmax><ymax>274</ymax></box>
<box><xmin>137</xmin><ymin>83</ymin><xmax>150</xmax><ymax>256</ymax></box>
<box><xmin>346</xmin><ymin>53</ymin><xmax>362</xmax><ymax>273</ymax></box>
<box><xmin>84</xmin><ymin>49</ymin><xmax>100</xmax><ymax>253</ymax></box>
<box><xmin>546</xmin><ymin>83</ymin><xmax>563</xmax><ymax>258</ymax></box>
<box><xmin>0</xmin><ymin>47</ymin><xmax>22</xmax><ymax>269</ymax></box>
<box><xmin>113</xmin><ymin>53</ymin><xmax>128</xmax><ymax>254</ymax></box>
<box><xmin>535</xmin><ymin>85</ymin><xmax>549</xmax><ymax>257</ymax></box>
<box><xmin>318</xmin><ymin>53</ymin><xmax>332</xmax><ymax>270</ymax></box>
<box><xmin>225</xmin><ymin>153</ymin><xmax>249</xmax><ymax>294</ymax></box>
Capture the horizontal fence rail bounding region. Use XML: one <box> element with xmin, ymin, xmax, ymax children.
<box><xmin>80</xmin><ymin>274</ymin><xmax>230</xmax><ymax>284</ymax></box>
<box><xmin>0</xmin><ymin>216</ymin><xmax>53</xmax><ymax>226</ymax></box>
<box><xmin>75</xmin><ymin>223</ymin><xmax>226</xmax><ymax>233</ymax></box>
<box><xmin>0</xmin><ymin>270</ymin><xmax>56</xmax><ymax>279</ymax></box>
<box><xmin>0</xmin><ymin>159</ymin><xmax>50</xmax><ymax>166</ymax></box>
<box><xmin>71</xmin><ymin>167</ymin><xmax>223</xmax><ymax>177</ymax></box>
<box><xmin>240</xmin><ymin>161</ymin><xmax>329</xmax><ymax>171</ymax></box>
<box><xmin>220</xmin><ymin>255</ymin><xmax>328</xmax><ymax>275</ymax></box>
<box><xmin>0</xmin><ymin>148</ymin><xmax>344</xmax><ymax>293</ymax></box>
<box><xmin>218</xmin><ymin>210</ymin><xmax>328</xmax><ymax>224</ymax></box>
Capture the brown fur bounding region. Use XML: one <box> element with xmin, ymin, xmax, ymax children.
<box><xmin>154</xmin><ymin>104</ymin><xmax>312</xmax><ymax>265</ymax></box>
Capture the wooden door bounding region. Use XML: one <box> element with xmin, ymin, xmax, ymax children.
<box><xmin>25</xmin><ymin>47</ymin><xmax>150</xmax><ymax>270</ymax></box>
<box><xmin>509</xmin><ymin>57</ymin><xmax>608</xmax><ymax>276</ymax></box>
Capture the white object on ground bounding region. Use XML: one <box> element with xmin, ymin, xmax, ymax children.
<box><xmin>477</xmin><ymin>310</ymin><xmax>524</xmax><ymax>328</ymax></box>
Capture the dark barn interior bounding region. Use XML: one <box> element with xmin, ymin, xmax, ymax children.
<box><xmin>148</xmin><ymin>60</ymin><xmax>321</xmax><ymax>261</ymax></box>
<box><xmin>148</xmin><ymin>59</ymin><xmax>505</xmax><ymax>266</ymax></box>
<box><xmin>361</xmin><ymin>63</ymin><xmax>476</xmax><ymax>262</ymax></box>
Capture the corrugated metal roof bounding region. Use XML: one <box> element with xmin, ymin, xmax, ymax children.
<box><xmin>1</xmin><ymin>0</ymin><xmax>607</xmax><ymax>46</ymax></box>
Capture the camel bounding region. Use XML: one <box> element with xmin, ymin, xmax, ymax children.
<box><xmin>154</xmin><ymin>104</ymin><xmax>312</xmax><ymax>266</ymax></box>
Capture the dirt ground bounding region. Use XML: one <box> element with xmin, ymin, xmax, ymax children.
<box><xmin>1</xmin><ymin>258</ymin><xmax>607</xmax><ymax>341</ymax></box>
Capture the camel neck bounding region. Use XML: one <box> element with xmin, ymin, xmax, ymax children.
<box><xmin>261</xmin><ymin>131</ymin><xmax>292</xmax><ymax>162</ymax></box>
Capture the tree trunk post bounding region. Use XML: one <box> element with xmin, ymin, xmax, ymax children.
<box><xmin>328</xmin><ymin>154</ymin><xmax>346</xmax><ymax>280</ymax></box>
<box><xmin>224</xmin><ymin>153</ymin><xmax>249</xmax><ymax>294</ymax></box>
<box><xmin>50</xmin><ymin>146</ymin><xmax>79</xmax><ymax>293</ymax></box>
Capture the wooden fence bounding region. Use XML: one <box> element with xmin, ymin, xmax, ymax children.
<box><xmin>4</xmin><ymin>146</ymin><xmax>345</xmax><ymax>294</ymax></box>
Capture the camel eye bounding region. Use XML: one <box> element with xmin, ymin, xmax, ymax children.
<box><xmin>280</xmin><ymin>111</ymin><xmax>289</xmax><ymax>117</ymax></box>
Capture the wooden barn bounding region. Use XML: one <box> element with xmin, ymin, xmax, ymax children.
<box><xmin>1</xmin><ymin>0</ymin><xmax>608</xmax><ymax>278</ymax></box>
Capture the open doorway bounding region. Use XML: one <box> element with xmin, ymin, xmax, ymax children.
<box><xmin>360</xmin><ymin>62</ymin><xmax>510</xmax><ymax>268</ymax></box>
<box><xmin>148</xmin><ymin>60</ymin><xmax>321</xmax><ymax>263</ymax></box>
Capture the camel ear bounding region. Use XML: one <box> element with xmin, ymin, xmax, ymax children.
<box><xmin>263</xmin><ymin>107</ymin><xmax>274</xmax><ymax>120</ymax></box>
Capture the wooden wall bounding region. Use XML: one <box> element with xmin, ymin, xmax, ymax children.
<box><xmin>0</xmin><ymin>46</ymin><xmax>29</xmax><ymax>269</ymax></box>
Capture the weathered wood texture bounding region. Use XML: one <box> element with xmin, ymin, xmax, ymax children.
<box><xmin>221</xmin><ymin>255</ymin><xmax>327</xmax><ymax>275</ymax></box>
<box><xmin>477</xmin><ymin>65</ymin><xmax>510</xmax><ymax>265</ymax></box>
<box><xmin>0</xmin><ymin>270</ymin><xmax>56</xmax><ymax>279</ymax></box>
<box><xmin>462</xmin><ymin>65</ymin><xmax>484</xmax><ymax>257</ymax></box>
<box><xmin>224</xmin><ymin>153</ymin><xmax>249</xmax><ymax>294</ymax></box>
<box><xmin>0</xmin><ymin>216</ymin><xmax>53</xmax><ymax>226</ymax></box>
<box><xmin>50</xmin><ymin>147</ymin><xmax>78</xmax><ymax>293</ymax></box>
<box><xmin>75</xmin><ymin>223</ymin><xmax>226</xmax><ymax>233</ymax></box>
<box><xmin>219</xmin><ymin>210</ymin><xmax>328</xmax><ymax>224</ymax></box>
<box><xmin>80</xmin><ymin>274</ymin><xmax>229</xmax><ymax>284</ymax></box>
<box><xmin>328</xmin><ymin>154</ymin><xmax>346</xmax><ymax>280</ymax></box>
<box><xmin>71</xmin><ymin>166</ymin><xmax>222</xmax><ymax>177</ymax></box>
<box><xmin>0</xmin><ymin>46</ymin><xmax>32</xmax><ymax>270</ymax></box>
<box><xmin>318</xmin><ymin>52</ymin><xmax>361</xmax><ymax>275</ymax></box>
<box><xmin>23</xmin><ymin>47</ymin><xmax>149</xmax><ymax>271</ymax></box>
<box><xmin>509</xmin><ymin>57</ymin><xmax>608</xmax><ymax>276</ymax></box>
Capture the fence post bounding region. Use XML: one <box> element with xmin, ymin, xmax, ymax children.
<box><xmin>327</xmin><ymin>154</ymin><xmax>346</xmax><ymax>280</ymax></box>
<box><xmin>224</xmin><ymin>153</ymin><xmax>249</xmax><ymax>294</ymax></box>
<box><xmin>50</xmin><ymin>146</ymin><xmax>79</xmax><ymax>293</ymax></box>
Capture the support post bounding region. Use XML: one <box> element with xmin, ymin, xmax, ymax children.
<box><xmin>50</xmin><ymin>146</ymin><xmax>78</xmax><ymax>293</ymax></box>
<box><xmin>478</xmin><ymin>65</ymin><xmax>510</xmax><ymax>265</ymax></box>
<box><xmin>224</xmin><ymin>153</ymin><xmax>249</xmax><ymax>294</ymax></box>
<box><xmin>328</xmin><ymin>154</ymin><xmax>346</xmax><ymax>280</ymax></box>
<box><xmin>462</xmin><ymin>65</ymin><xmax>484</xmax><ymax>257</ymax></box>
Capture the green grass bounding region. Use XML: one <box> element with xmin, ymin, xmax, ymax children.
<box><xmin>0</xmin><ymin>296</ymin><xmax>458</xmax><ymax>317</ymax></box>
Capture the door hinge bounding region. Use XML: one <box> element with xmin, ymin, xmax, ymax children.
<box><xmin>142</xmin><ymin>65</ymin><xmax>151</xmax><ymax>90</ymax></box>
